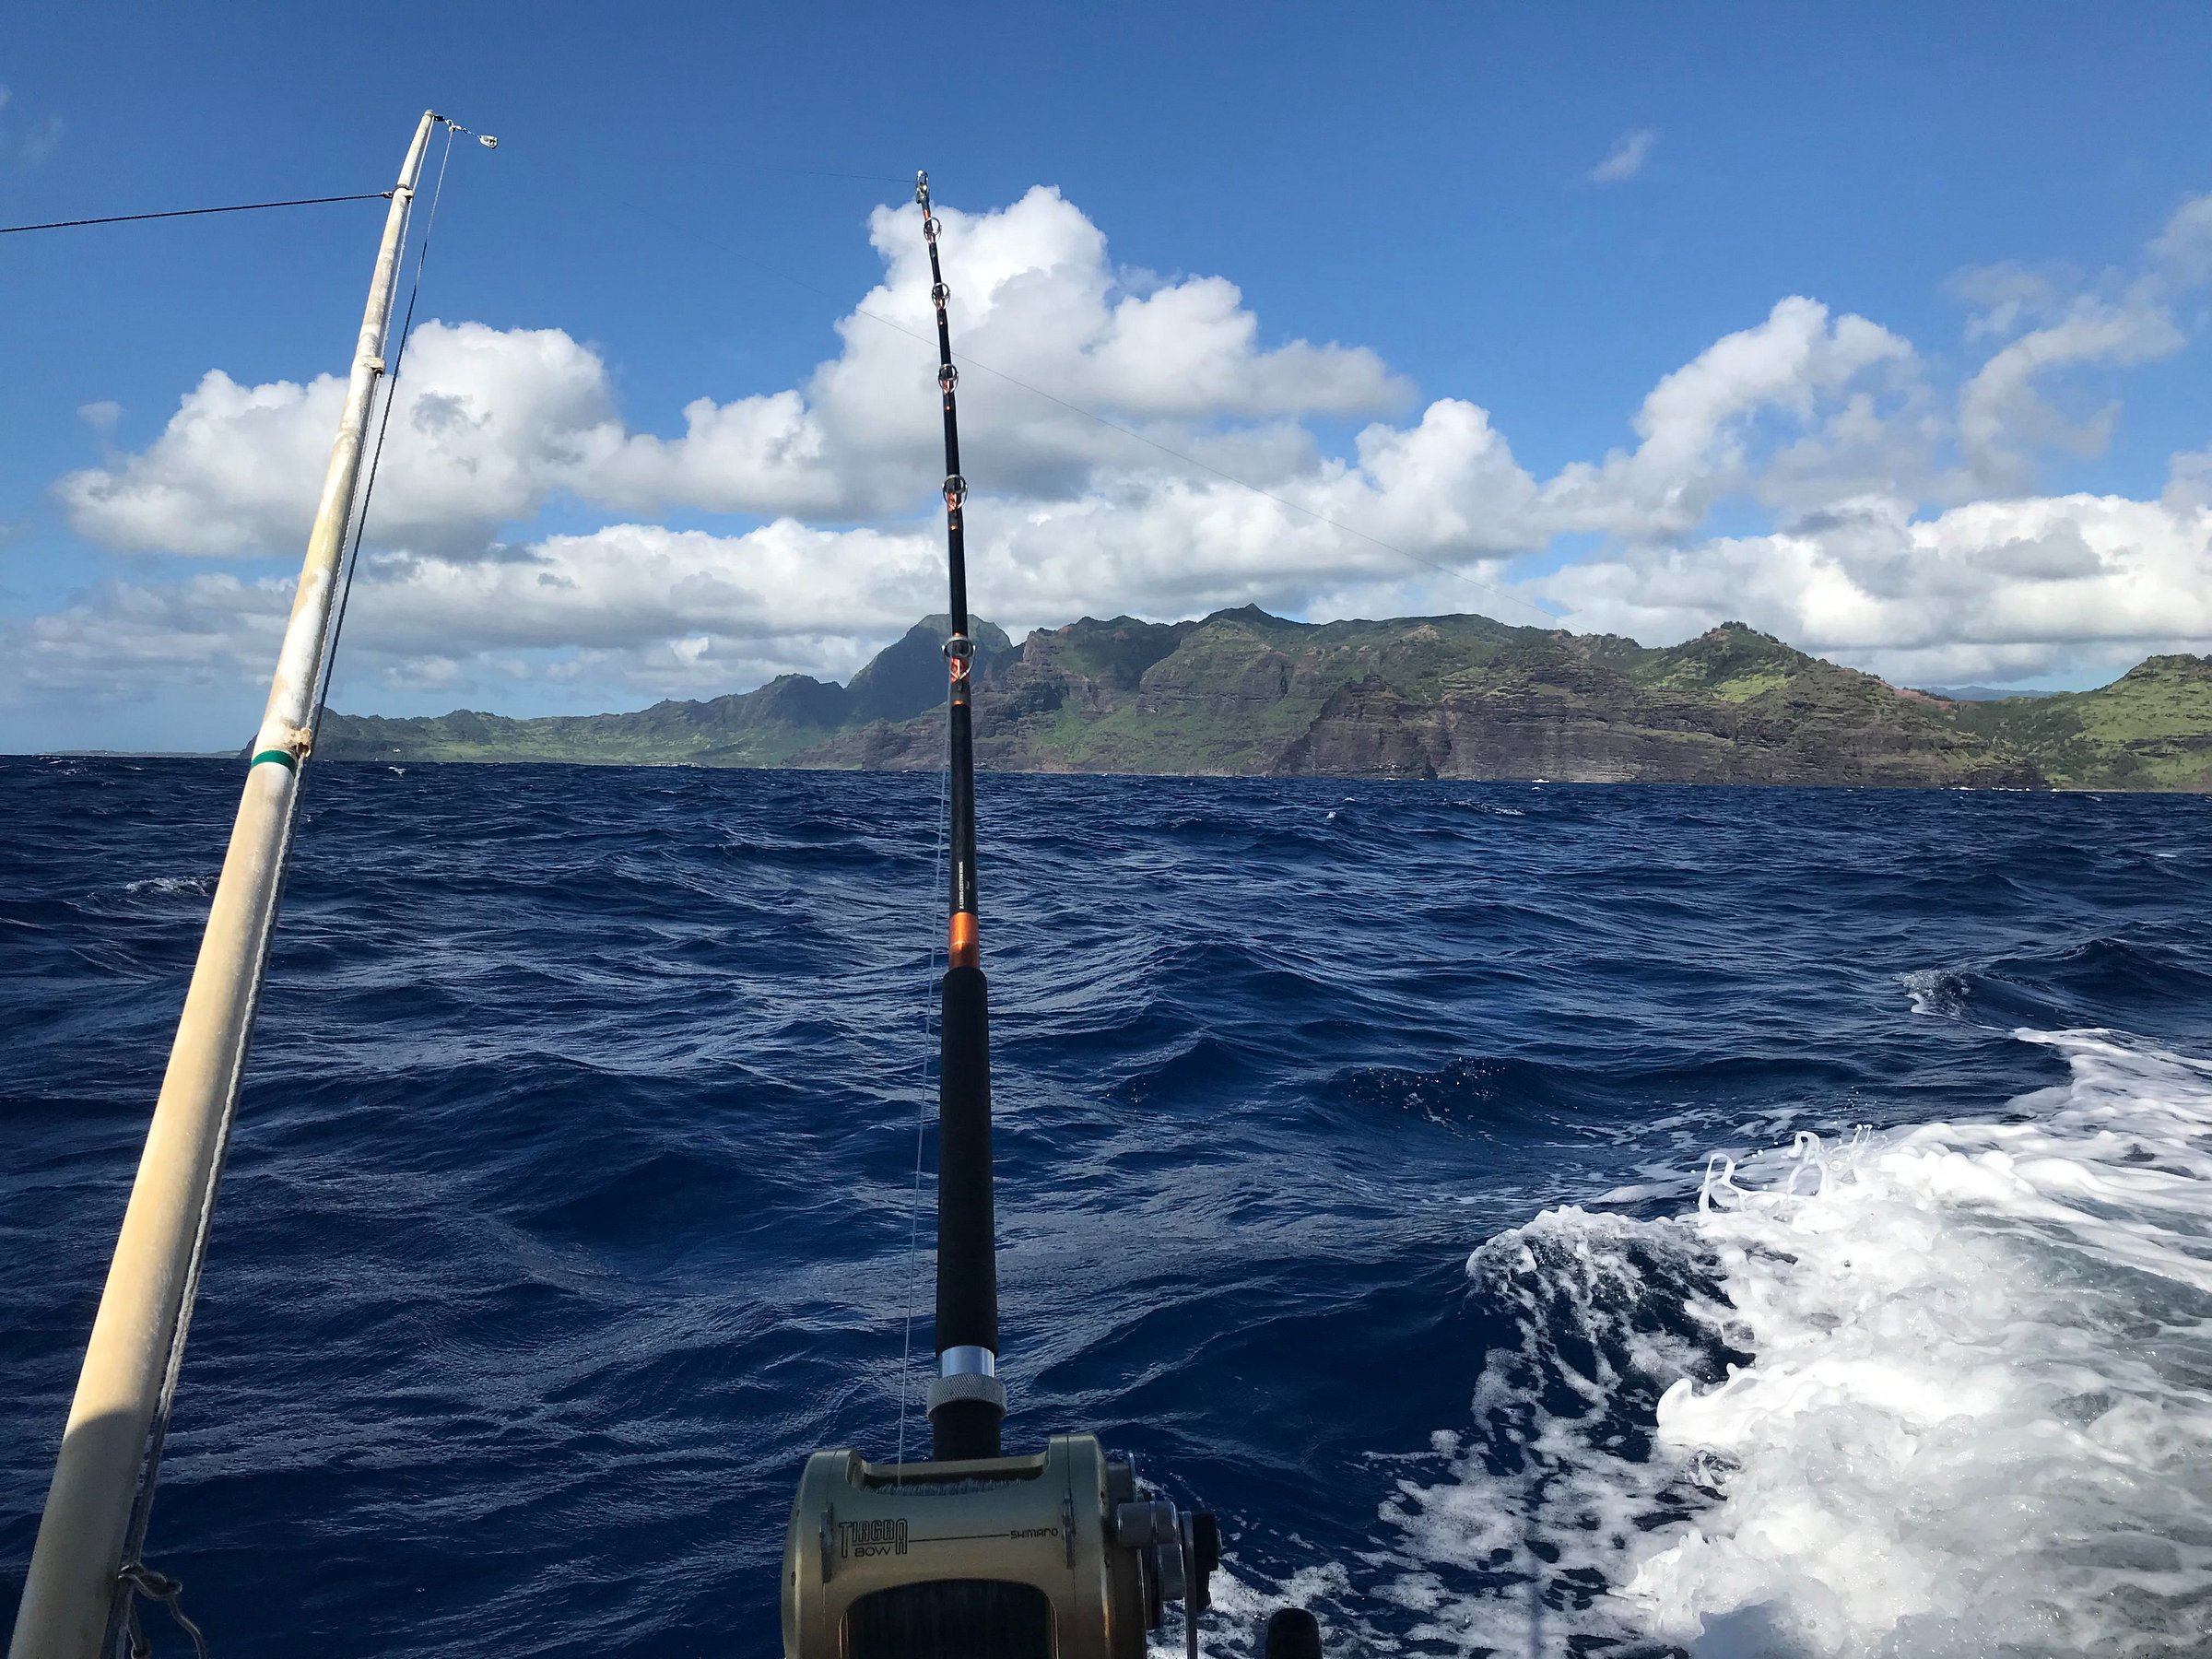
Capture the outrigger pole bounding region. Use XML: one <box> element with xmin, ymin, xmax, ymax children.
<box><xmin>11</xmin><ymin>111</ymin><xmax>451</xmax><ymax>1659</ymax></box>
<box><xmin>916</xmin><ymin>170</ymin><xmax>1005</xmax><ymax>1463</ymax></box>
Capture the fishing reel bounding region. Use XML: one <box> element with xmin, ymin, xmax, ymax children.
<box><xmin>782</xmin><ymin>1435</ymin><xmax>1220</xmax><ymax>1658</ymax></box>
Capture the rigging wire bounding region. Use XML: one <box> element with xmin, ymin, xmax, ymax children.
<box><xmin>0</xmin><ymin>192</ymin><xmax>392</xmax><ymax>236</ymax></box>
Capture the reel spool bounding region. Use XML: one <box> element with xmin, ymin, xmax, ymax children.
<box><xmin>782</xmin><ymin>1436</ymin><xmax>1218</xmax><ymax>1659</ymax></box>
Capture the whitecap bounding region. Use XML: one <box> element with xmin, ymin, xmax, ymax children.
<box><xmin>1384</xmin><ymin>1030</ymin><xmax>2212</xmax><ymax>1656</ymax></box>
<box><xmin>1899</xmin><ymin>967</ymin><xmax>1970</xmax><ymax>1018</ymax></box>
<box><xmin>122</xmin><ymin>875</ymin><xmax>216</xmax><ymax>898</ymax></box>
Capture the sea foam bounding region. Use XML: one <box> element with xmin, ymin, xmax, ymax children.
<box><xmin>1388</xmin><ymin>1030</ymin><xmax>2212</xmax><ymax>1656</ymax></box>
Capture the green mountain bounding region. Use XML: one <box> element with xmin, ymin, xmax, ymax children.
<box><xmin>314</xmin><ymin>607</ymin><xmax>2212</xmax><ymax>791</ymax></box>
<box><xmin>796</xmin><ymin>608</ymin><xmax>2039</xmax><ymax>786</ymax></box>
<box><xmin>1947</xmin><ymin>654</ymin><xmax>2212</xmax><ymax>790</ymax></box>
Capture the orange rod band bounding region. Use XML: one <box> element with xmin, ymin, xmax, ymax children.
<box><xmin>947</xmin><ymin>910</ymin><xmax>979</xmax><ymax>968</ymax></box>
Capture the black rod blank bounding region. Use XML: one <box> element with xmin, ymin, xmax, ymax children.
<box><xmin>918</xmin><ymin>171</ymin><xmax>1004</xmax><ymax>1462</ymax></box>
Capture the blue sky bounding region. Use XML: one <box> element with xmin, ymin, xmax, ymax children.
<box><xmin>4</xmin><ymin>3</ymin><xmax>2210</xmax><ymax>750</ymax></box>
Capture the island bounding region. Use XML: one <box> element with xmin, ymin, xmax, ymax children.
<box><xmin>314</xmin><ymin>608</ymin><xmax>2212</xmax><ymax>791</ymax></box>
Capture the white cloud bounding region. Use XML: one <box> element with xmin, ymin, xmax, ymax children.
<box><xmin>1539</xmin><ymin>298</ymin><xmax>1915</xmax><ymax>537</ymax></box>
<box><xmin>60</xmin><ymin>187</ymin><xmax>1408</xmax><ymax>554</ymax></box>
<box><xmin>20</xmin><ymin>181</ymin><xmax>2212</xmax><ymax>722</ymax></box>
<box><xmin>1956</xmin><ymin>295</ymin><xmax>2183</xmax><ymax>491</ymax></box>
<box><xmin>59</xmin><ymin>323</ymin><xmax>622</xmax><ymax>556</ymax></box>
<box><xmin>1540</xmin><ymin>490</ymin><xmax>2212</xmax><ymax>684</ymax></box>
<box><xmin>1589</xmin><ymin>129</ymin><xmax>1658</xmax><ymax>184</ymax></box>
<box><xmin>3</xmin><ymin>520</ymin><xmax>938</xmax><ymax>704</ymax></box>
<box><xmin>593</xmin><ymin>187</ymin><xmax>1408</xmax><ymax>515</ymax></box>
<box><xmin>2149</xmin><ymin>194</ymin><xmax>2212</xmax><ymax>288</ymax></box>
<box><xmin>1950</xmin><ymin>194</ymin><xmax>2212</xmax><ymax>492</ymax></box>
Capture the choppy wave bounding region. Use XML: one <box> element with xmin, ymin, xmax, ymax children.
<box><xmin>1369</xmin><ymin>1028</ymin><xmax>2212</xmax><ymax>1657</ymax></box>
<box><xmin>4</xmin><ymin>759</ymin><xmax>2211</xmax><ymax>1657</ymax></box>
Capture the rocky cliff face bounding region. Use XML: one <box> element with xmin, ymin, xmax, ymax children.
<box><xmin>795</xmin><ymin>610</ymin><xmax>2044</xmax><ymax>788</ymax></box>
<box><xmin>317</xmin><ymin>606</ymin><xmax>2212</xmax><ymax>791</ymax></box>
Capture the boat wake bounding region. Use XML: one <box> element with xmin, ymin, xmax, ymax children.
<box><xmin>1363</xmin><ymin>1028</ymin><xmax>2212</xmax><ymax>1656</ymax></box>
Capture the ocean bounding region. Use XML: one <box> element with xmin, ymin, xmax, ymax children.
<box><xmin>4</xmin><ymin>757</ymin><xmax>2211</xmax><ymax>1657</ymax></box>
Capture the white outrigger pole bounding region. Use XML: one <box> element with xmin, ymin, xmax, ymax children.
<box><xmin>11</xmin><ymin>110</ymin><xmax>453</xmax><ymax>1659</ymax></box>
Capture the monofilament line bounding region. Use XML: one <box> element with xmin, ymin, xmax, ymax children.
<box><xmin>895</xmin><ymin>743</ymin><xmax>953</xmax><ymax>1478</ymax></box>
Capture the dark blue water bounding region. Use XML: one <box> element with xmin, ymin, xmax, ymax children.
<box><xmin>5</xmin><ymin>759</ymin><xmax>2211</xmax><ymax>1656</ymax></box>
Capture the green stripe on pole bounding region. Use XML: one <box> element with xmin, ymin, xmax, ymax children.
<box><xmin>249</xmin><ymin>749</ymin><xmax>298</xmax><ymax>772</ymax></box>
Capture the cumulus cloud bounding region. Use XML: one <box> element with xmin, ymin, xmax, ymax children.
<box><xmin>1541</xmin><ymin>490</ymin><xmax>2212</xmax><ymax>683</ymax></box>
<box><xmin>5</xmin><ymin>522</ymin><xmax>939</xmax><ymax>703</ymax></box>
<box><xmin>1950</xmin><ymin>194</ymin><xmax>2212</xmax><ymax>492</ymax></box>
<box><xmin>61</xmin><ymin>188</ymin><xmax>1407</xmax><ymax>553</ymax></box>
<box><xmin>1956</xmin><ymin>296</ymin><xmax>2183</xmax><ymax>490</ymax></box>
<box><xmin>1541</xmin><ymin>298</ymin><xmax>1916</xmax><ymax>536</ymax></box>
<box><xmin>19</xmin><ymin>181</ymin><xmax>2212</xmax><ymax>718</ymax></box>
<box><xmin>1589</xmin><ymin>129</ymin><xmax>1658</xmax><ymax>184</ymax></box>
<box><xmin>59</xmin><ymin>323</ymin><xmax>622</xmax><ymax>556</ymax></box>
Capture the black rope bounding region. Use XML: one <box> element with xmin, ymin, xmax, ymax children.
<box><xmin>117</xmin><ymin>1563</ymin><xmax>209</xmax><ymax>1659</ymax></box>
<box><xmin>1</xmin><ymin>192</ymin><xmax>391</xmax><ymax>236</ymax></box>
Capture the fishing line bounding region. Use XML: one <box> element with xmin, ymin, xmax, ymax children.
<box><xmin>895</xmin><ymin>742</ymin><xmax>952</xmax><ymax>1477</ymax></box>
<box><xmin>0</xmin><ymin>192</ymin><xmax>392</xmax><ymax>236</ymax></box>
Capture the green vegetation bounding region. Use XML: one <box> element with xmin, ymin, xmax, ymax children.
<box><xmin>316</xmin><ymin>609</ymin><xmax>2212</xmax><ymax>792</ymax></box>
<box><xmin>1949</xmin><ymin>654</ymin><xmax>2212</xmax><ymax>790</ymax></box>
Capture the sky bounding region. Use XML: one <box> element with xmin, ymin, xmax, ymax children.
<box><xmin>3</xmin><ymin>2</ymin><xmax>2209</xmax><ymax>752</ymax></box>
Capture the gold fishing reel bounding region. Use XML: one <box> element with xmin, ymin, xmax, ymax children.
<box><xmin>782</xmin><ymin>1434</ymin><xmax>1218</xmax><ymax>1658</ymax></box>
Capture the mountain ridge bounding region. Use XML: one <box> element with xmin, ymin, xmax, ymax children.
<box><xmin>313</xmin><ymin>611</ymin><xmax>2212</xmax><ymax>792</ymax></box>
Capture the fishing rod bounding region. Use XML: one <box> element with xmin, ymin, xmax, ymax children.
<box><xmin>775</xmin><ymin>170</ymin><xmax>1347</xmax><ymax>1659</ymax></box>
<box><xmin>919</xmin><ymin>168</ymin><xmax>1002</xmax><ymax>1466</ymax></box>
<box><xmin>7</xmin><ymin>110</ymin><xmax>492</xmax><ymax>1659</ymax></box>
